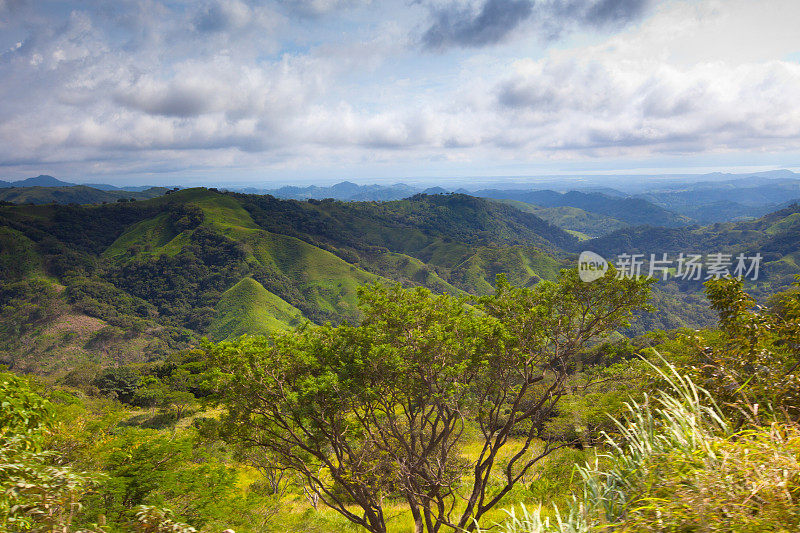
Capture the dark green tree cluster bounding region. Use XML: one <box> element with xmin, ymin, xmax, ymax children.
<box><xmin>108</xmin><ymin>228</ymin><xmax>248</xmax><ymax>330</ymax></box>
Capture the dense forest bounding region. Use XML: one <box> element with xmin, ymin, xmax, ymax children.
<box><xmin>2</xmin><ymin>187</ymin><xmax>800</xmax><ymax>532</ymax></box>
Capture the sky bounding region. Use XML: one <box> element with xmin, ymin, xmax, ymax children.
<box><xmin>1</xmin><ymin>0</ymin><xmax>800</xmax><ymax>186</ymax></box>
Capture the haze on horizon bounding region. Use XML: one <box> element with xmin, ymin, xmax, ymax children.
<box><xmin>1</xmin><ymin>0</ymin><xmax>799</xmax><ymax>186</ymax></box>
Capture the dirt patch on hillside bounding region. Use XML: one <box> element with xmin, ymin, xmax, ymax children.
<box><xmin>44</xmin><ymin>313</ymin><xmax>106</xmax><ymax>336</ymax></box>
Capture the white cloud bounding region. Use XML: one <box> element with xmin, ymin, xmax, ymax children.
<box><xmin>0</xmin><ymin>0</ymin><xmax>799</xmax><ymax>182</ymax></box>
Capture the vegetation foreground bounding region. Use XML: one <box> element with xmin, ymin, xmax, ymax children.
<box><xmin>2</xmin><ymin>266</ymin><xmax>800</xmax><ymax>532</ymax></box>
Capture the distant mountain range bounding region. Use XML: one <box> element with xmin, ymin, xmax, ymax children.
<box><xmin>0</xmin><ymin>175</ymin><xmax>159</xmax><ymax>192</ymax></box>
<box><xmin>474</xmin><ymin>189</ymin><xmax>692</xmax><ymax>228</ymax></box>
<box><xmin>5</xmin><ymin>171</ymin><xmax>800</xmax><ymax>237</ymax></box>
<box><xmin>233</xmin><ymin>171</ymin><xmax>800</xmax><ymax>228</ymax></box>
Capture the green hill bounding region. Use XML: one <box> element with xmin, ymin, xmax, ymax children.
<box><xmin>0</xmin><ymin>185</ymin><xmax>167</xmax><ymax>205</ymax></box>
<box><xmin>244</xmin><ymin>230</ymin><xmax>380</xmax><ymax>323</ymax></box>
<box><xmin>580</xmin><ymin>203</ymin><xmax>800</xmax><ymax>331</ymax></box>
<box><xmin>477</xmin><ymin>189</ymin><xmax>692</xmax><ymax>228</ymax></box>
<box><xmin>238</xmin><ymin>192</ymin><xmax>578</xmax><ymax>256</ymax></box>
<box><xmin>208</xmin><ymin>278</ymin><xmax>304</xmax><ymax>341</ymax></box>
<box><xmin>493</xmin><ymin>199</ymin><xmax>628</xmax><ymax>238</ymax></box>
<box><xmin>9</xmin><ymin>187</ymin><xmax>792</xmax><ymax>372</ymax></box>
<box><xmin>356</xmin><ymin>251</ymin><xmax>461</xmax><ymax>295</ymax></box>
<box><xmin>450</xmin><ymin>246</ymin><xmax>561</xmax><ymax>294</ymax></box>
<box><xmin>0</xmin><ymin>187</ymin><xmax>579</xmax><ymax>371</ymax></box>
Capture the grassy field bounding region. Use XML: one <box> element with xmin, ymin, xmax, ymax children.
<box><xmin>450</xmin><ymin>245</ymin><xmax>562</xmax><ymax>294</ymax></box>
<box><xmin>229</xmin><ymin>434</ymin><xmax>588</xmax><ymax>533</ymax></box>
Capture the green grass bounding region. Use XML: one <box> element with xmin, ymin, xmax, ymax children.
<box><xmin>102</xmin><ymin>212</ymin><xmax>182</xmax><ymax>259</ymax></box>
<box><xmin>0</xmin><ymin>226</ymin><xmax>42</xmax><ymax>279</ymax></box>
<box><xmin>450</xmin><ymin>246</ymin><xmax>562</xmax><ymax>294</ymax></box>
<box><xmin>566</xmin><ymin>229</ymin><xmax>590</xmax><ymax>241</ymax></box>
<box><xmin>104</xmin><ymin>191</ymin><xmax>260</xmax><ymax>260</ymax></box>
<box><xmin>246</xmin><ymin>230</ymin><xmax>380</xmax><ymax>320</ymax></box>
<box><xmin>99</xmin><ymin>192</ymin><xmax>387</xmax><ymax>326</ymax></box>
<box><xmin>484</xmin><ymin>360</ymin><xmax>800</xmax><ymax>533</ymax></box>
<box><xmin>208</xmin><ymin>278</ymin><xmax>304</xmax><ymax>341</ymax></box>
<box><xmin>192</xmin><ymin>193</ymin><xmax>260</xmax><ymax>233</ymax></box>
<box><xmin>360</xmin><ymin>251</ymin><xmax>462</xmax><ymax>294</ymax></box>
<box><xmin>765</xmin><ymin>211</ymin><xmax>800</xmax><ymax>235</ymax></box>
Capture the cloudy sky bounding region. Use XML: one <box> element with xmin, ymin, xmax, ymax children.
<box><xmin>1</xmin><ymin>0</ymin><xmax>799</xmax><ymax>185</ymax></box>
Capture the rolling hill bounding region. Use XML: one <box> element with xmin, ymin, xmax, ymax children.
<box><xmin>0</xmin><ymin>185</ymin><xmax>168</xmax><ymax>205</ymax></box>
<box><xmin>3</xmin><ymin>184</ymin><xmax>800</xmax><ymax>374</ymax></box>
<box><xmin>476</xmin><ymin>189</ymin><xmax>692</xmax><ymax>228</ymax></box>
<box><xmin>633</xmin><ymin>179</ymin><xmax>800</xmax><ymax>223</ymax></box>
<box><xmin>580</xmin><ymin>202</ymin><xmax>800</xmax><ymax>307</ymax></box>
<box><xmin>0</xmin><ymin>189</ymin><xmax>575</xmax><ymax>372</ymax></box>
<box><xmin>492</xmin><ymin>199</ymin><xmax>628</xmax><ymax>239</ymax></box>
<box><xmin>208</xmin><ymin>277</ymin><xmax>304</xmax><ymax>341</ymax></box>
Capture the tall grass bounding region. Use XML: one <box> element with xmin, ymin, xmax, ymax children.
<box><xmin>481</xmin><ymin>357</ymin><xmax>800</xmax><ymax>532</ymax></box>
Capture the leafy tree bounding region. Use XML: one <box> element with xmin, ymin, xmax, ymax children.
<box><xmin>93</xmin><ymin>367</ymin><xmax>141</xmax><ymax>404</ymax></box>
<box><xmin>211</xmin><ymin>268</ymin><xmax>651</xmax><ymax>533</ymax></box>
<box><xmin>668</xmin><ymin>277</ymin><xmax>800</xmax><ymax>421</ymax></box>
<box><xmin>83</xmin><ymin>429</ymin><xmax>237</xmax><ymax>530</ymax></box>
<box><xmin>168</xmin><ymin>203</ymin><xmax>204</xmax><ymax>232</ymax></box>
<box><xmin>0</xmin><ymin>279</ymin><xmax>58</xmax><ymax>338</ymax></box>
<box><xmin>0</xmin><ymin>372</ymin><xmax>98</xmax><ymax>532</ymax></box>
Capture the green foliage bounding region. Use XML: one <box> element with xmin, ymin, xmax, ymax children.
<box><xmin>66</xmin><ymin>277</ymin><xmax>156</xmax><ymax>326</ymax></box>
<box><xmin>0</xmin><ymin>227</ymin><xmax>41</xmax><ymax>281</ymax></box>
<box><xmin>0</xmin><ymin>372</ymin><xmax>54</xmax><ymax>449</ymax></box>
<box><xmin>108</xmin><ymin>226</ymin><xmax>249</xmax><ymax>330</ymax></box>
<box><xmin>449</xmin><ymin>246</ymin><xmax>560</xmax><ymax>294</ymax></box>
<box><xmin>240</xmin><ymin>192</ymin><xmax>577</xmax><ymax>255</ymax></box>
<box><xmin>93</xmin><ymin>367</ymin><xmax>141</xmax><ymax>404</ymax></box>
<box><xmin>483</xmin><ymin>360</ymin><xmax>800</xmax><ymax>533</ymax></box>
<box><xmin>167</xmin><ymin>203</ymin><xmax>204</xmax><ymax>232</ymax></box>
<box><xmin>0</xmin><ymin>279</ymin><xmax>59</xmax><ymax>338</ymax></box>
<box><xmin>81</xmin><ymin>429</ymin><xmax>236</xmax><ymax>528</ymax></box>
<box><xmin>211</xmin><ymin>269</ymin><xmax>652</xmax><ymax>533</ymax></box>
<box><xmin>133</xmin><ymin>505</ymin><xmax>196</xmax><ymax>533</ymax></box>
<box><xmin>0</xmin><ymin>372</ymin><xmax>98</xmax><ymax>532</ymax></box>
<box><xmin>494</xmin><ymin>200</ymin><xmax>628</xmax><ymax>238</ymax></box>
<box><xmin>655</xmin><ymin>277</ymin><xmax>800</xmax><ymax>420</ymax></box>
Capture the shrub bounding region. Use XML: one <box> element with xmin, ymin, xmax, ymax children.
<box><xmin>483</xmin><ymin>359</ymin><xmax>800</xmax><ymax>533</ymax></box>
<box><xmin>0</xmin><ymin>372</ymin><xmax>99</xmax><ymax>532</ymax></box>
<box><xmin>93</xmin><ymin>366</ymin><xmax>140</xmax><ymax>403</ymax></box>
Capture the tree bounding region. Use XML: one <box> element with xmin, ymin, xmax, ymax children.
<box><xmin>673</xmin><ymin>277</ymin><xmax>800</xmax><ymax>421</ymax></box>
<box><xmin>211</xmin><ymin>268</ymin><xmax>651</xmax><ymax>533</ymax></box>
<box><xmin>0</xmin><ymin>372</ymin><xmax>98</xmax><ymax>532</ymax></box>
<box><xmin>93</xmin><ymin>367</ymin><xmax>141</xmax><ymax>404</ymax></box>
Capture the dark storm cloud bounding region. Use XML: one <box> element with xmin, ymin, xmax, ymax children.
<box><xmin>194</xmin><ymin>0</ymin><xmax>251</xmax><ymax>33</ymax></box>
<box><xmin>422</xmin><ymin>0</ymin><xmax>533</xmax><ymax>49</ymax></box>
<box><xmin>421</xmin><ymin>0</ymin><xmax>651</xmax><ymax>50</ymax></box>
<box><xmin>114</xmin><ymin>88</ymin><xmax>212</xmax><ymax>118</ymax></box>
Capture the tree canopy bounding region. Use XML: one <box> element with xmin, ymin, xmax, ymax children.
<box><xmin>210</xmin><ymin>268</ymin><xmax>652</xmax><ymax>533</ymax></box>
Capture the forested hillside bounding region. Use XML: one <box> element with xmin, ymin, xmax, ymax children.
<box><xmin>0</xmin><ymin>185</ymin><xmax>168</xmax><ymax>205</ymax></box>
<box><xmin>4</xmin><ymin>188</ymin><xmax>800</xmax><ymax>376</ymax></box>
<box><xmin>0</xmin><ymin>189</ymin><xmax>577</xmax><ymax>373</ymax></box>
